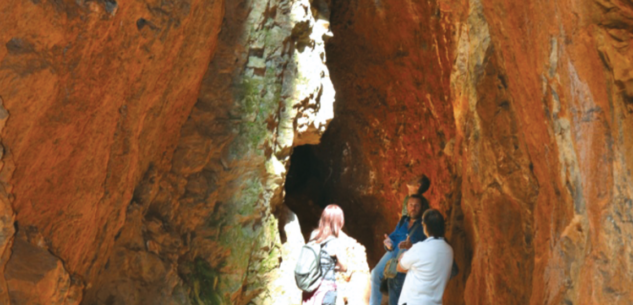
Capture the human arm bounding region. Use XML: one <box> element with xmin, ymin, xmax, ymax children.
<box><xmin>396</xmin><ymin>262</ymin><xmax>408</xmax><ymax>273</ymax></box>
<box><xmin>397</xmin><ymin>217</ymin><xmax>424</xmax><ymax>249</ymax></box>
<box><xmin>385</xmin><ymin>218</ymin><xmax>406</xmax><ymax>251</ymax></box>
<box><xmin>383</xmin><ymin>234</ymin><xmax>394</xmax><ymax>251</ymax></box>
<box><xmin>334</xmin><ymin>239</ymin><xmax>348</xmax><ymax>272</ymax></box>
<box><xmin>398</xmin><ymin>234</ymin><xmax>413</xmax><ymax>250</ymax></box>
<box><xmin>336</xmin><ymin>254</ymin><xmax>348</xmax><ymax>273</ymax></box>
<box><xmin>396</xmin><ymin>242</ymin><xmax>419</xmax><ymax>273</ymax></box>
<box><xmin>396</xmin><ymin>251</ymin><xmax>410</xmax><ymax>273</ymax></box>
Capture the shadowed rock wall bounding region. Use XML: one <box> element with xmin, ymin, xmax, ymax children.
<box><xmin>81</xmin><ymin>0</ymin><xmax>336</xmax><ymax>303</ymax></box>
<box><xmin>0</xmin><ymin>0</ymin><xmax>334</xmax><ymax>304</ymax></box>
<box><xmin>313</xmin><ymin>0</ymin><xmax>633</xmax><ymax>304</ymax></box>
<box><xmin>0</xmin><ymin>0</ymin><xmax>225</xmax><ymax>302</ymax></box>
<box><xmin>3</xmin><ymin>0</ymin><xmax>633</xmax><ymax>304</ymax></box>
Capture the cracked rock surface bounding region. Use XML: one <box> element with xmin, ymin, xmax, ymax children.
<box><xmin>3</xmin><ymin>0</ymin><xmax>633</xmax><ymax>304</ymax></box>
<box><xmin>0</xmin><ymin>0</ymin><xmax>334</xmax><ymax>304</ymax></box>
<box><xmin>307</xmin><ymin>0</ymin><xmax>633</xmax><ymax>304</ymax></box>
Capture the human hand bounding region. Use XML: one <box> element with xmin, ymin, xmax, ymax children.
<box><xmin>383</xmin><ymin>234</ymin><xmax>393</xmax><ymax>250</ymax></box>
<box><xmin>398</xmin><ymin>235</ymin><xmax>412</xmax><ymax>250</ymax></box>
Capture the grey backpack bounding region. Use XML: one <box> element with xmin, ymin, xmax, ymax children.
<box><xmin>294</xmin><ymin>237</ymin><xmax>333</xmax><ymax>292</ymax></box>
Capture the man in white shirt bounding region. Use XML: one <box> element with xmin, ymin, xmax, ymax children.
<box><xmin>396</xmin><ymin>209</ymin><xmax>453</xmax><ymax>305</ymax></box>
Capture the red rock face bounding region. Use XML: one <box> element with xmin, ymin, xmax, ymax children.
<box><xmin>321</xmin><ymin>0</ymin><xmax>457</xmax><ymax>267</ymax></box>
<box><xmin>2</xmin><ymin>0</ymin><xmax>633</xmax><ymax>304</ymax></box>
<box><xmin>0</xmin><ymin>0</ymin><xmax>224</xmax><ymax>301</ymax></box>
<box><xmin>314</xmin><ymin>0</ymin><xmax>633</xmax><ymax>304</ymax></box>
<box><xmin>1</xmin><ymin>0</ymin><xmax>337</xmax><ymax>302</ymax></box>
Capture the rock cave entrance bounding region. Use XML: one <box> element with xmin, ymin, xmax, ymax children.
<box><xmin>282</xmin><ymin>0</ymin><xmax>464</xmax><ymax>269</ymax></box>
<box><xmin>283</xmin><ymin>143</ymin><xmax>386</xmax><ymax>267</ymax></box>
<box><xmin>284</xmin><ymin>145</ymin><xmax>326</xmax><ymax>241</ymax></box>
<box><xmin>281</xmin><ymin>0</ymin><xmax>472</xmax><ymax>302</ymax></box>
<box><xmin>2</xmin><ymin>0</ymin><xmax>631</xmax><ymax>303</ymax></box>
<box><xmin>282</xmin><ymin>143</ymin><xmax>375</xmax><ymax>304</ymax></box>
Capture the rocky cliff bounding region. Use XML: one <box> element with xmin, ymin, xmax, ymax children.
<box><xmin>1</xmin><ymin>0</ymin><xmax>335</xmax><ymax>304</ymax></box>
<box><xmin>2</xmin><ymin>0</ymin><xmax>633</xmax><ymax>304</ymax></box>
<box><xmin>306</xmin><ymin>0</ymin><xmax>633</xmax><ymax>304</ymax></box>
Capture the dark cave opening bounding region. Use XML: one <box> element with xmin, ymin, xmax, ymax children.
<box><xmin>283</xmin><ymin>144</ymin><xmax>330</xmax><ymax>243</ymax></box>
<box><xmin>280</xmin><ymin>0</ymin><xmax>471</xmax><ymax>300</ymax></box>
<box><xmin>282</xmin><ymin>144</ymin><xmax>374</xmax><ymax>304</ymax></box>
<box><xmin>282</xmin><ymin>140</ymin><xmax>390</xmax><ymax>268</ymax></box>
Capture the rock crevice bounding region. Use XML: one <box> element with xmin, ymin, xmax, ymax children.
<box><xmin>3</xmin><ymin>0</ymin><xmax>633</xmax><ymax>304</ymax></box>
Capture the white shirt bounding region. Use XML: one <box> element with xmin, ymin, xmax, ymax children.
<box><xmin>398</xmin><ymin>237</ymin><xmax>453</xmax><ymax>305</ymax></box>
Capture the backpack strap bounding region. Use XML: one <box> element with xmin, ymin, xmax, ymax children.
<box><xmin>319</xmin><ymin>236</ymin><xmax>337</xmax><ymax>275</ymax></box>
<box><xmin>309</xmin><ymin>234</ymin><xmax>335</xmax><ymax>245</ymax></box>
<box><xmin>409</xmin><ymin>220</ymin><xmax>421</xmax><ymax>236</ymax></box>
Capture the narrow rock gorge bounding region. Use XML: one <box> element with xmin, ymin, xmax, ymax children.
<box><xmin>1</xmin><ymin>0</ymin><xmax>633</xmax><ymax>304</ymax></box>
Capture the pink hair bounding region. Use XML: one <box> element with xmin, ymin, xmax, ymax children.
<box><xmin>313</xmin><ymin>204</ymin><xmax>345</xmax><ymax>243</ymax></box>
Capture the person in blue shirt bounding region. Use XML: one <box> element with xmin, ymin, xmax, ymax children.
<box><xmin>370</xmin><ymin>194</ymin><xmax>429</xmax><ymax>305</ymax></box>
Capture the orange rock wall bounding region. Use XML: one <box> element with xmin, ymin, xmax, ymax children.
<box><xmin>319</xmin><ymin>0</ymin><xmax>633</xmax><ymax>304</ymax></box>
<box><xmin>2</xmin><ymin>0</ymin><xmax>339</xmax><ymax>303</ymax></box>
<box><xmin>3</xmin><ymin>0</ymin><xmax>337</xmax><ymax>303</ymax></box>
<box><xmin>0</xmin><ymin>0</ymin><xmax>224</xmax><ymax>302</ymax></box>
<box><xmin>2</xmin><ymin>0</ymin><xmax>633</xmax><ymax>304</ymax></box>
<box><xmin>322</xmin><ymin>0</ymin><xmax>457</xmax><ymax>268</ymax></box>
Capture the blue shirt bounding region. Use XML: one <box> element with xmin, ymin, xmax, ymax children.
<box><xmin>387</xmin><ymin>216</ymin><xmax>426</xmax><ymax>251</ymax></box>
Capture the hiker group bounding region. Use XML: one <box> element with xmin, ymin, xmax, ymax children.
<box><xmin>295</xmin><ymin>175</ymin><xmax>456</xmax><ymax>305</ymax></box>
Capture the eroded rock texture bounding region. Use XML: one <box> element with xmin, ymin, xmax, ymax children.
<box><xmin>3</xmin><ymin>0</ymin><xmax>633</xmax><ymax>303</ymax></box>
<box><xmin>1</xmin><ymin>0</ymin><xmax>334</xmax><ymax>304</ymax></box>
<box><xmin>304</xmin><ymin>0</ymin><xmax>633</xmax><ymax>304</ymax></box>
<box><xmin>1</xmin><ymin>0</ymin><xmax>225</xmax><ymax>302</ymax></box>
<box><xmin>80</xmin><ymin>0</ymin><xmax>336</xmax><ymax>303</ymax></box>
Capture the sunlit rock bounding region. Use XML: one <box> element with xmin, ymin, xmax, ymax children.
<box><xmin>3</xmin><ymin>0</ymin><xmax>633</xmax><ymax>304</ymax></box>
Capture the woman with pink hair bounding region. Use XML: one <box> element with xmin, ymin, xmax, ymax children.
<box><xmin>302</xmin><ymin>204</ymin><xmax>348</xmax><ymax>305</ymax></box>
